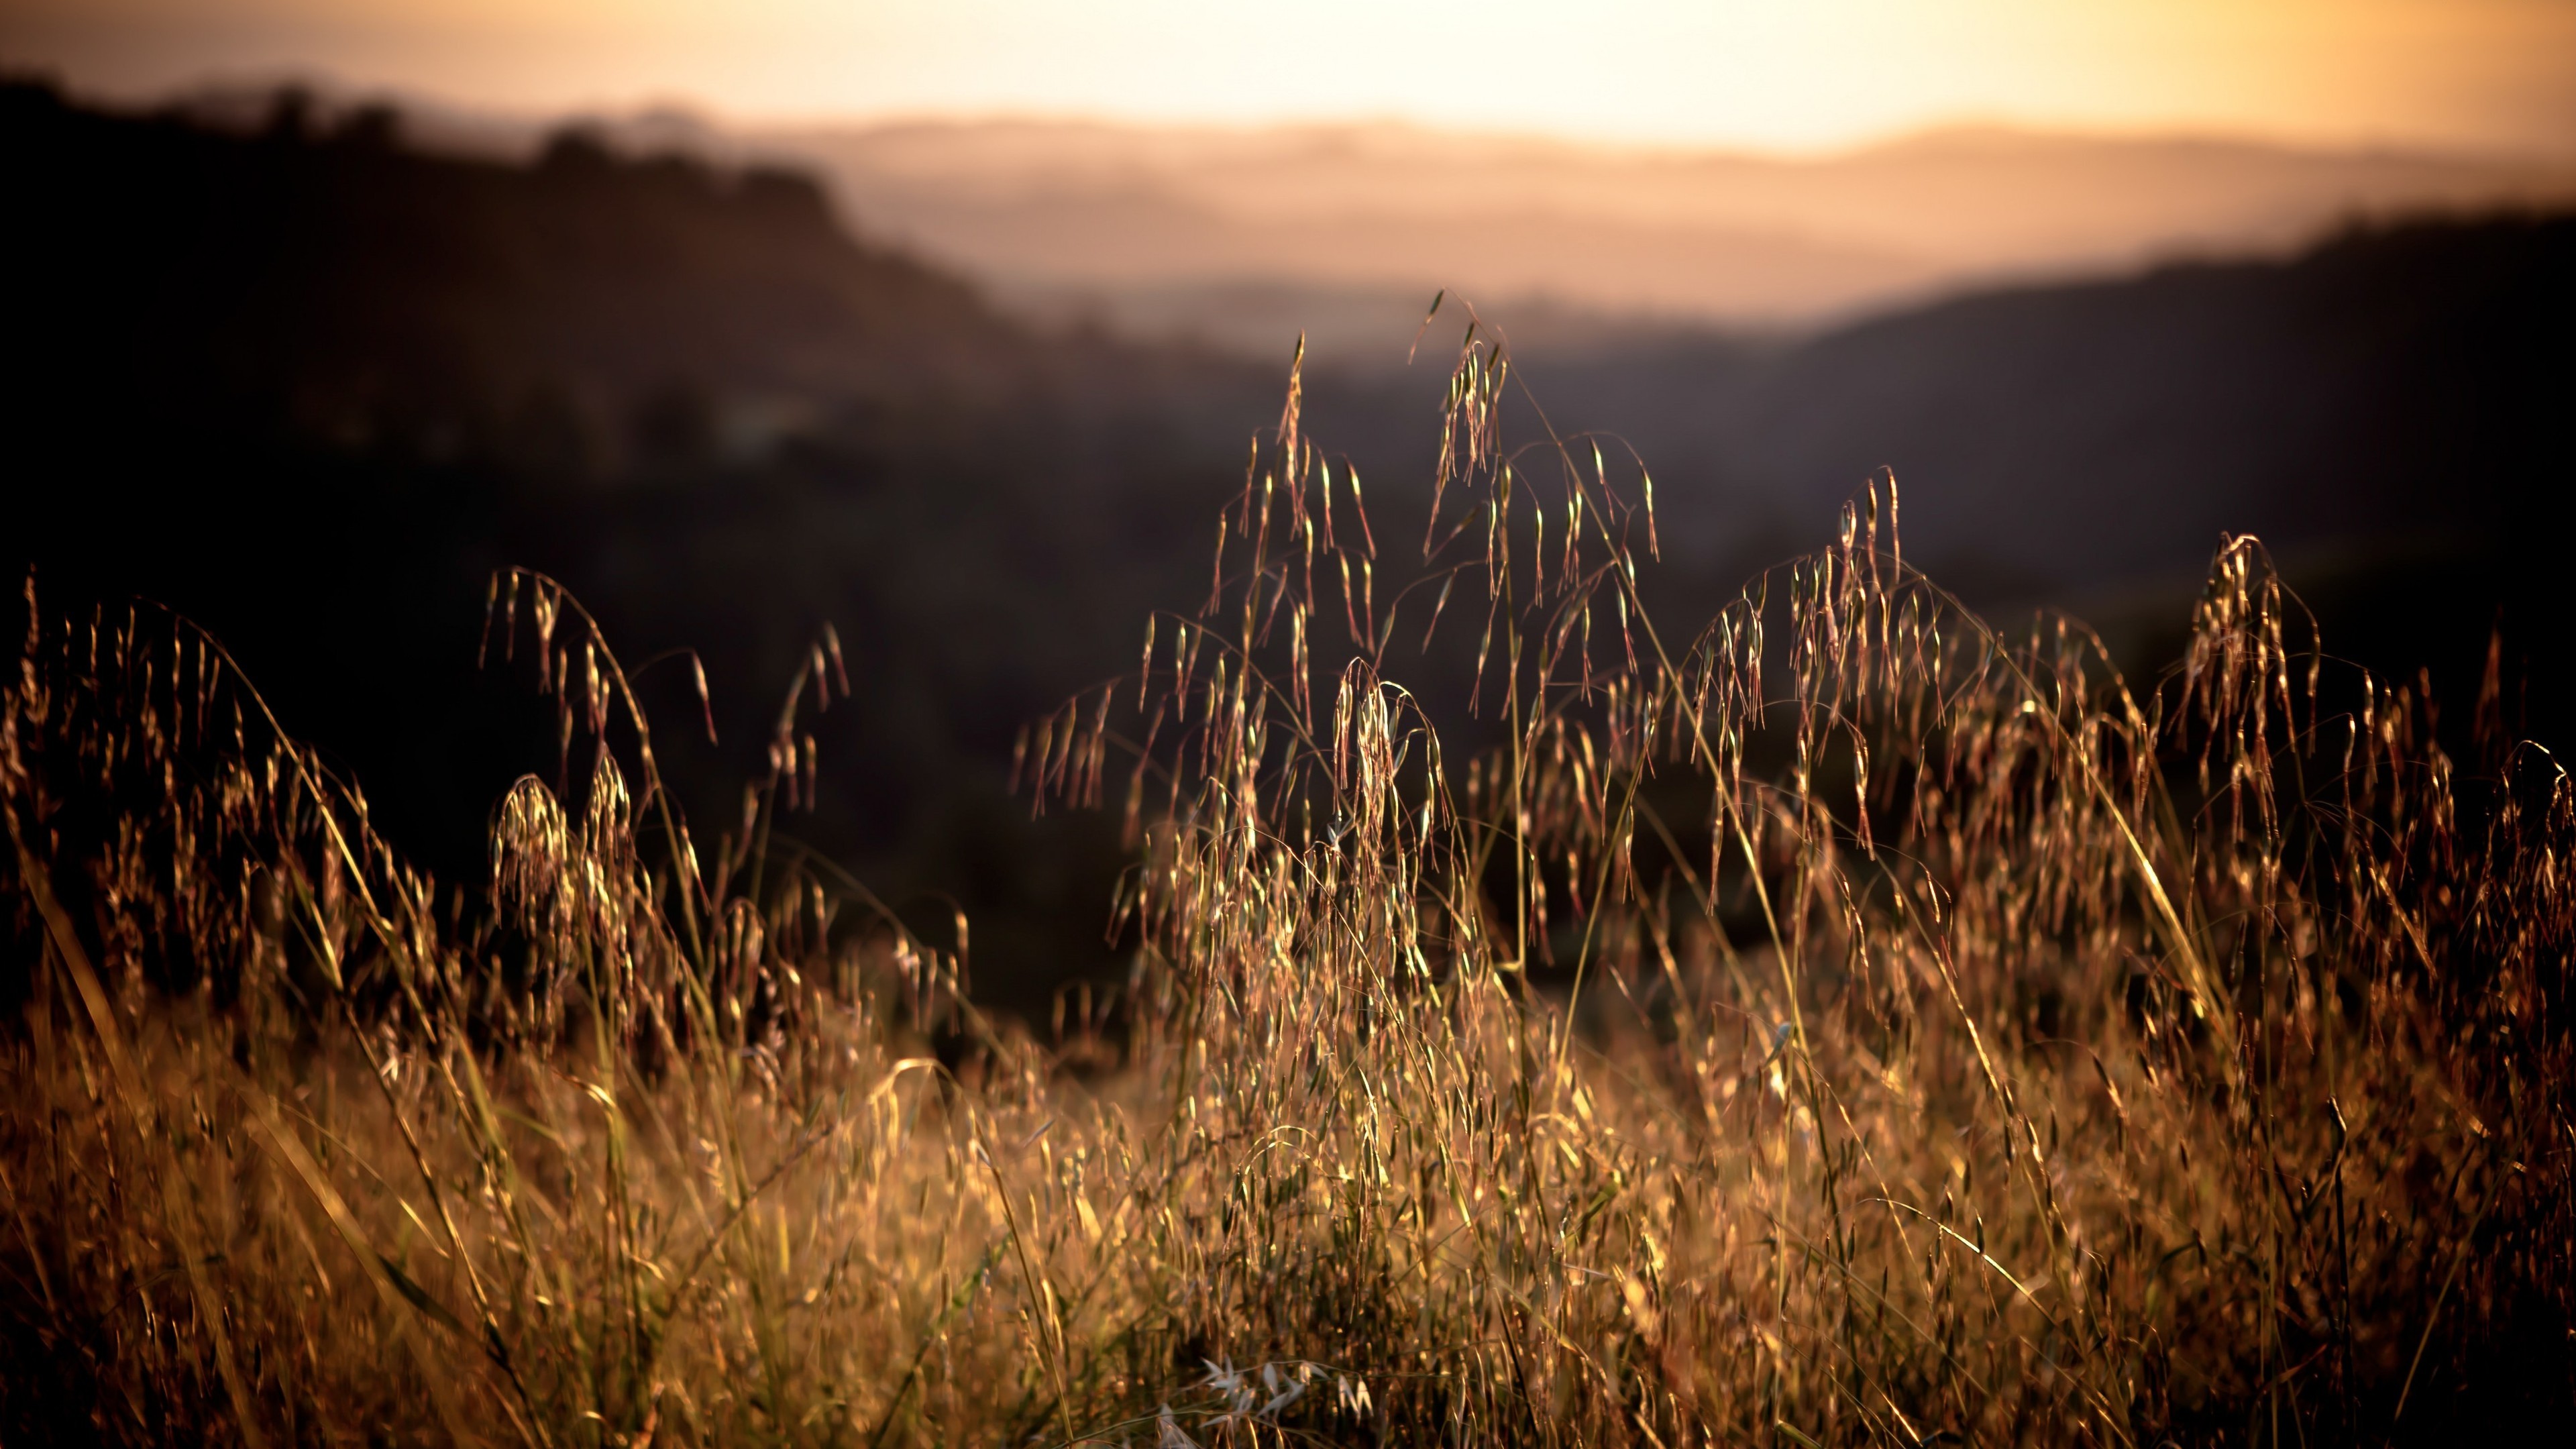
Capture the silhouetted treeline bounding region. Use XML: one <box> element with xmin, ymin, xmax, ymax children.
<box><xmin>0</xmin><ymin>79</ymin><xmax>1309</xmax><ymax>1004</ymax></box>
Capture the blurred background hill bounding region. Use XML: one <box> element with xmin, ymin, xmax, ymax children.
<box><xmin>144</xmin><ymin>81</ymin><xmax>2576</xmax><ymax>356</ymax></box>
<box><xmin>751</xmin><ymin>116</ymin><xmax>2576</xmax><ymax>355</ymax></box>
<box><xmin>7</xmin><ymin>77</ymin><xmax>2573</xmax><ymax>1006</ymax></box>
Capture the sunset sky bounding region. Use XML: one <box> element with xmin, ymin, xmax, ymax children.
<box><xmin>7</xmin><ymin>0</ymin><xmax>2576</xmax><ymax>154</ymax></box>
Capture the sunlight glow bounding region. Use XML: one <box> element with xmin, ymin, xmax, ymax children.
<box><xmin>7</xmin><ymin>0</ymin><xmax>2575</xmax><ymax>154</ymax></box>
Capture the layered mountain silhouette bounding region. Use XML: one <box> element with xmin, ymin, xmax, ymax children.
<box><xmin>745</xmin><ymin>116</ymin><xmax>2576</xmax><ymax>351</ymax></box>
<box><xmin>148</xmin><ymin>84</ymin><xmax>2576</xmax><ymax>350</ymax></box>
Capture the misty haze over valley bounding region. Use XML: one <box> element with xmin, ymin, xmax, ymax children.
<box><xmin>166</xmin><ymin>77</ymin><xmax>2576</xmax><ymax>353</ymax></box>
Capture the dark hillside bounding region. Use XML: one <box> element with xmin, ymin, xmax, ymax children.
<box><xmin>0</xmin><ymin>80</ymin><xmax>1291</xmax><ymax>1004</ymax></box>
<box><xmin>1536</xmin><ymin>215</ymin><xmax>2576</xmax><ymax>582</ymax></box>
<box><xmin>1523</xmin><ymin>213</ymin><xmax>2576</xmax><ymax>729</ymax></box>
<box><xmin>1</xmin><ymin>82</ymin><xmax>1028</xmax><ymax>447</ymax></box>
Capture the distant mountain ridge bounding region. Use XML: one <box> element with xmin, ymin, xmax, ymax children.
<box><xmin>122</xmin><ymin>78</ymin><xmax>2576</xmax><ymax>358</ymax></box>
<box><xmin>745</xmin><ymin>115</ymin><xmax>2576</xmax><ymax>354</ymax></box>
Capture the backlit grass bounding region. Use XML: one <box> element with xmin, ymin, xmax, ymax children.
<box><xmin>3</xmin><ymin>333</ymin><xmax>2568</xmax><ymax>1445</ymax></box>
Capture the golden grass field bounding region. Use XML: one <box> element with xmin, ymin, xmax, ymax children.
<box><xmin>3</xmin><ymin>335</ymin><xmax>2568</xmax><ymax>1446</ymax></box>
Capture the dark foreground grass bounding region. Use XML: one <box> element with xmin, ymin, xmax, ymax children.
<box><xmin>2</xmin><ymin>335</ymin><xmax>2569</xmax><ymax>1446</ymax></box>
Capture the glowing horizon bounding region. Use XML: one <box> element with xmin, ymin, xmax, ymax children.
<box><xmin>7</xmin><ymin>0</ymin><xmax>2576</xmax><ymax>158</ymax></box>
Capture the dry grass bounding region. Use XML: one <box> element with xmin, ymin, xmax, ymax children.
<box><xmin>3</xmin><ymin>329</ymin><xmax>2570</xmax><ymax>1446</ymax></box>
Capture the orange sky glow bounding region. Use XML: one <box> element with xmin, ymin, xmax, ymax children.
<box><xmin>7</xmin><ymin>0</ymin><xmax>2575</xmax><ymax>155</ymax></box>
